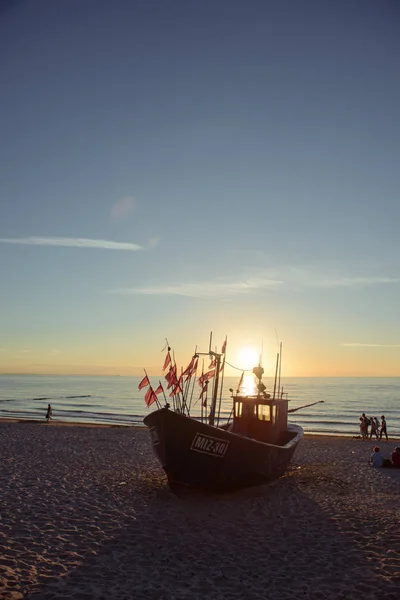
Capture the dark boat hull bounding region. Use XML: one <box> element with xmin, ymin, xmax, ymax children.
<box><xmin>143</xmin><ymin>408</ymin><xmax>303</xmax><ymax>491</ymax></box>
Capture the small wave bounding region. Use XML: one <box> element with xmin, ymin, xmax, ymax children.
<box><xmin>65</xmin><ymin>395</ymin><xmax>92</xmax><ymax>399</ymax></box>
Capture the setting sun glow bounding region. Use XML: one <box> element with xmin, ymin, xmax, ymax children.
<box><xmin>237</xmin><ymin>347</ymin><xmax>260</xmax><ymax>371</ymax></box>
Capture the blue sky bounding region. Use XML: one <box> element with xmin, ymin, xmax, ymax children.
<box><xmin>0</xmin><ymin>0</ymin><xmax>399</xmax><ymax>376</ymax></box>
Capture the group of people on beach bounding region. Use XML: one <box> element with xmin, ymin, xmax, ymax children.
<box><xmin>370</xmin><ymin>445</ymin><xmax>400</xmax><ymax>469</ymax></box>
<box><xmin>359</xmin><ymin>413</ymin><xmax>387</xmax><ymax>441</ymax></box>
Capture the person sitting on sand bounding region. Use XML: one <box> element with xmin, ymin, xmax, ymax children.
<box><xmin>370</xmin><ymin>446</ymin><xmax>384</xmax><ymax>468</ymax></box>
<box><xmin>45</xmin><ymin>403</ymin><xmax>52</xmax><ymax>422</ymax></box>
<box><xmin>379</xmin><ymin>415</ymin><xmax>388</xmax><ymax>441</ymax></box>
<box><xmin>391</xmin><ymin>447</ymin><xmax>400</xmax><ymax>468</ymax></box>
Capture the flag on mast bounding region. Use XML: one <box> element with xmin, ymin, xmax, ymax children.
<box><xmin>198</xmin><ymin>369</ymin><xmax>215</xmax><ymax>386</ymax></box>
<box><xmin>154</xmin><ymin>383</ymin><xmax>164</xmax><ymax>395</ymax></box>
<box><xmin>138</xmin><ymin>375</ymin><xmax>150</xmax><ymax>390</ymax></box>
<box><xmin>165</xmin><ymin>364</ymin><xmax>177</xmax><ymax>388</ymax></box>
<box><xmin>144</xmin><ymin>386</ymin><xmax>157</xmax><ymax>407</ymax></box>
<box><xmin>162</xmin><ymin>352</ymin><xmax>171</xmax><ymax>371</ymax></box>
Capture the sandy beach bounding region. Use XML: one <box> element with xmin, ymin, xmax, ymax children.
<box><xmin>0</xmin><ymin>421</ymin><xmax>399</xmax><ymax>600</ymax></box>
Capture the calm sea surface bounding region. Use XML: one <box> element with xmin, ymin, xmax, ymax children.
<box><xmin>0</xmin><ymin>375</ymin><xmax>399</xmax><ymax>438</ymax></box>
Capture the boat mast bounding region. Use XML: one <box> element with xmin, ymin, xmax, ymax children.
<box><xmin>272</xmin><ymin>352</ymin><xmax>279</xmax><ymax>399</ymax></box>
<box><xmin>208</xmin><ymin>351</ymin><xmax>221</xmax><ymax>426</ymax></box>
<box><xmin>277</xmin><ymin>342</ymin><xmax>282</xmax><ymax>398</ymax></box>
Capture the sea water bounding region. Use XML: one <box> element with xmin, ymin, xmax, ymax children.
<box><xmin>0</xmin><ymin>375</ymin><xmax>399</xmax><ymax>438</ymax></box>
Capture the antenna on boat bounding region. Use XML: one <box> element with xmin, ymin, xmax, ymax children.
<box><xmin>209</xmin><ymin>331</ymin><xmax>212</xmax><ymax>354</ymax></box>
<box><xmin>277</xmin><ymin>342</ymin><xmax>282</xmax><ymax>398</ymax></box>
<box><xmin>272</xmin><ymin>352</ymin><xmax>279</xmax><ymax>399</ymax></box>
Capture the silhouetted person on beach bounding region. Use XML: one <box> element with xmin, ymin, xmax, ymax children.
<box><xmin>369</xmin><ymin>417</ymin><xmax>379</xmax><ymax>440</ymax></box>
<box><xmin>379</xmin><ymin>415</ymin><xmax>388</xmax><ymax>441</ymax></box>
<box><xmin>361</xmin><ymin>413</ymin><xmax>370</xmax><ymax>437</ymax></box>
<box><xmin>46</xmin><ymin>404</ymin><xmax>52</xmax><ymax>422</ymax></box>
<box><xmin>370</xmin><ymin>446</ymin><xmax>384</xmax><ymax>468</ymax></box>
<box><xmin>359</xmin><ymin>416</ymin><xmax>367</xmax><ymax>440</ymax></box>
<box><xmin>391</xmin><ymin>447</ymin><xmax>400</xmax><ymax>468</ymax></box>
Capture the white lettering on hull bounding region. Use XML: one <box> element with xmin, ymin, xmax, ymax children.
<box><xmin>190</xmin><ymin>433</ymin><xmax>229</xmax><ymax>458</ymax></box>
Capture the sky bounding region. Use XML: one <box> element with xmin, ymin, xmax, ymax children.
<box><xmin>0</xmin><ymin>0</ymin><xmax>399</xmax><ymax>377</ymax></box>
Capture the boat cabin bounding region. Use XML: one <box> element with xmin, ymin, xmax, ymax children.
<box><xmin>231</xmin><ymin>394</ymin><xmax>289</xmax><ymax>444</ymax></box>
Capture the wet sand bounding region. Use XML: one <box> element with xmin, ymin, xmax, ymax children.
<box><xmin>0</xmin><ymin>420</ymin><xmax>399</xmax><ymax>599</ymax></box>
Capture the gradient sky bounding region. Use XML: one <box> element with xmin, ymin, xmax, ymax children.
<box><xmin>1</xmin><ymin>0</ymin><xmax>399</xmax><ymax>377</ymax></box>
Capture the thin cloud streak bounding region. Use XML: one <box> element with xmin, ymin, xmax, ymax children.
<box><xmin>110</xmin><ymin>278</ymin><xmax>284</xmax><ymax>298</ymax></box>
<box><xmin>0</xmin><ymin>237</ymin><xmax>144</xmax><ymax>251</ymax></box>
<box><xmin>342</xmin><ymin>343</ymin><xmax>400</xmax><ymax>348</ymax></box>
<box><xmin>109</xmin><ymin>265</ymin><xmax>399</xmax><ymax>299</ymax></box>
<box><xmin>315</xmin><ymin>276</ymin><xmax>400</xmax><ymax>287</ymax></box>
<box><xmin>275</xmin><ymin>266</ymin><xmax>400</xmax><ymax>288</ymax></box>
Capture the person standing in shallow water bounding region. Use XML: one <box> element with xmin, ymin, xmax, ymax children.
<box><xmin>45</xmin><ymin>403</ymin><xmax>52</xmax><ymax>422</ymax></box>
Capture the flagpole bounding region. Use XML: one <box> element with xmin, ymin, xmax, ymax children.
<box><xmin>208</xmin><ymin>351</ymin><xmax>221</xmax><ymax>426</ymax></box>
<box><xmin>272</xmin><ymin>353</ymin><xmax>279</xmax><ymax>400</ymax></box>
<box><xmin>144</xmin><ymin>369</ymin><xmax>162</xmax><ymax>409</ymax></box>
<box><xmin>158</xmin><ymin>381</ymin><xmax>169</xmax><ymax>408</ymax></box>
<box><xmin>187</xmin><ymin>356</ymin><xmax>199</xmax><ymax>416</ymax></box>
<box><xmin>216</xmin><ymin>337</ymin><xmax>227</xmax><ymax>427</ymax></box>
<box><xmin>277</xmin><ymin>342</ymin><xmax>282</xmax><ymax>399</ymax></box>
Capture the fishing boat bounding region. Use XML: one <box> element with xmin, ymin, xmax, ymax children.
<box><xmin>141</xmin><ymin>336</ymin><xmax>320</xmax><ymax>492</ymax></box>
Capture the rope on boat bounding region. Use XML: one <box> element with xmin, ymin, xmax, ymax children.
<box><xmin>287</xmin><ymin>400</ymin><xmax>324</xmax><ymax>413</ymax></box>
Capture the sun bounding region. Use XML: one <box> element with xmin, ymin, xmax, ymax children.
<box><xmin>237</xmin><ymin>346</ymin><xmax>260</xmax><ymax>370</ymax></box>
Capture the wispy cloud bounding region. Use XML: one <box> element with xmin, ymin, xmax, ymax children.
<box><xmin>109</xmin><ymin>263</ymin><xmax>399</xmax><ymax>299</ymax></box>
<box><xmin>0</xmin><ymin>237</ymin><xmax>144</xmax><ymax>251</ymax></box>
<box><xmin>110</xmin><ymin>277</ymin><xmax>284</xmax><ymax>298</ymax></box>
<box><xmin>314</xmin><ymin>276</ymin><xmax>400</xmax><ymax>288</ymax></box>
<box><xmin>342</xmin><ymin>343</ymin><xmax>400</xmax><ymax>348</ymax></box>
<box><xmin>110</xmin><ymin>196</ymin><xmax>136</xmax><ymax>219</ymax></box>
<box><xmin>271</xmin><ymin>266</ymin><xmax>400</xmax><ymax>288</ymax></box>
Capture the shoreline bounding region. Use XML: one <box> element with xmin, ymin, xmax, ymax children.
<box><xmin>1</xmin><ymin>416</ymin><xmax>399</xmax><ymax>440</ymax></box>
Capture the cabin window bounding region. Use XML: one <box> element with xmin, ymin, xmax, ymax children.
<box><xmin>272</xmin><ymin>405</ymin><xmax>277</xmax><ymax>422</ymax></box>
<box><xmin>234</xmin><ymin>401</ymin><xmax>242</xmax><ymax>418</ymax></box>
<box><xmin>257</xmin><ymin>404</ymin><xmax>271</xmax><ymax>421</ymax></box>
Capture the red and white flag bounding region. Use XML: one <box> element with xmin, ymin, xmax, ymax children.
<box><xmin>165</xmin><ymin>365</ymin><xmax>177</xmax><ymax>389</ymax></box>
<box><xmin>162</xmin><ymin>352</ymin><xmax>171</xmax><ymax>371</ymax></box>
<box><xmin>182</xmin><ymin>355</ymin><xmax>197</xmax><ymax>377</ymax></box>
<box><xmin>169</xmin><ymin>383</ymin><xmax>182</xmax><ymax>397</ymax></box>
<box><xmin>154</xmin><ymin>383</ymin><xmax>164</xmax><ymax>396</ymax></box>
<box><xmin>198</xmin><ymin>369</ymin><xmax>215</xmax><ymax>386</ymax></box>
<box><xmin>138</xmin><ymin>375</ymin><xmax>150</xmax><ymax>390</ymax></box>
<box><xmin>144</xmin><ymin>386</ymin><xmax>157</xmax><ymax>407</ymax></box>
<box><xmin>199</xmin><ymin>380</ymin><xmax>208</xmax><ymax>399</ymax></box>
<box><xmin>189</xmin><ymin>356</ymin><xmax>198</xmax><ymax>376</ymax></box>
